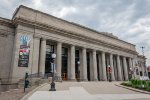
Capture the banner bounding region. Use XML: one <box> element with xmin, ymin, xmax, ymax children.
<box><xmin>18</xmin><ymin>35</ymin><xmax>31</xmax><ymax>67</ymax></box>
<box><xmin>51</xmin><ymin>63</ymin><xmax>56</xmax><ymax>72</ymax></box>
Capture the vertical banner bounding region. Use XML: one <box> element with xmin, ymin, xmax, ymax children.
<box><xmin>51</xmin><ymin>63</ymin><xmax>56</xmax><ymax>72</ymax></box>
<box><xmin>18</xmin><ymin>35</ymin><xmax>31</xmax><ymax>67</ymax></box>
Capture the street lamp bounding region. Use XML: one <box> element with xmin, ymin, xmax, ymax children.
<box><xmin>108</xmin><ymin>65</ymin><xmax>111</xmax><ymax>82</ymax></box>
<box><xmin>129</xmin><ymin>67</ymin><xmax>133</xmax><ymax>80</ymax></box>
<box><xmin>77</xmin><ymin>61</ymin><xmax>80</xmax><ymax>82</ymax></box>
<box><xmin>49</xmin><ymin>53</ymin><xmax>56</xmax><ymax>91</ymax></box>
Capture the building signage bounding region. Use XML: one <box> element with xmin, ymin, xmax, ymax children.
<box><xmin>18</xmin><ymin>35</ymin><xmax>31</xmax><ymax>67</ymax></box>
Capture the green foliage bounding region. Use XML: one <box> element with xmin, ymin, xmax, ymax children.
<box><xmin>121</xmin><ymin>79</ymin><xmax>150</xmax><ymax>92</ymax></box>
<box><xmin>146</xmin><ymin>87</ymin><xmax>150</xmax><ymax>92</ymax></box>
<box><xmin>147</xmin><ymin>81</ymin><xmax>150</xmax><ymax>87</ymax></box>
<box><xmin>121</xmin><ymin>82</ymin><xmax>132</xmax><ymax>87</ymax></box>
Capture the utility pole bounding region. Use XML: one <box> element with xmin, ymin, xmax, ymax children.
<box><xmin>140</xmin><ymin>46</ymin><xmax>145</xmax><ymax>56</ymax></box>
<box><xmin>140</xmin><ymin>46</ymin><xmax>147</xmax><ymax>76</ymax></box>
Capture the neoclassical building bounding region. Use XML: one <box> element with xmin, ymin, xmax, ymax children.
<box><xmin>0</xmin><ymin>5</ymin><xmax>147</xmax><ymax>84</ymax></box>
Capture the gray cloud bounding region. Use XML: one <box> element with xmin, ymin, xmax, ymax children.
<box><xmin>0</xmin><ymin>0</ymin><xmax>150</xmax><ymax>65</ymax></box>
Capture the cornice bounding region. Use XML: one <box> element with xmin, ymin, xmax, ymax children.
<box><xmin>13</xmin><ymin>17</ymin><xmax>138</xmax><ymax>55</ymax></box>
<box><xmin>13</xmin><ymin>5</ymin><xmax>135</xmax><ymax>46</ymax></box>
<box><xmin>0</xmin><ymin>29</ymin><xmax>15</xmax><ymax>36</ymax></box>
<box><xmin>0</xmin><ymin>17</ymin><xmax>14</xmax><ymax>28</ymax></box>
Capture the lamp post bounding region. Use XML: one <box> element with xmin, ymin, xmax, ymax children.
<box><xmin>49</xmin><ymin>53</ymin><xmax>56</xmax><ymax>91</ymax></box>
<box><xmin>129</xmin><ymin>67</ymin><xmax>133</xmax><ymax>80</ymax></box>
<box><xmin>108</xmin><ymin>65</ymin><xmax>111</xmax><ymax>82</ymax></box>
<box><xmin>77</xmin><ymin>61</ymin><xmax>80</xmax><ymax>82</ymax></box>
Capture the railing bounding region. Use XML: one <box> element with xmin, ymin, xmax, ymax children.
<box><xmin>28</xmin><ymin>72</ymin><xmax>44</xmax><ymax>78</ymax></box>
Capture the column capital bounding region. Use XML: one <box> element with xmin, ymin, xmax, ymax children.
<box><xmin>33</xmin><ymin>36</ymin><xmax>40</xmax><ymax>39</ymax></box>
<box><xmin>82</xmin><ymin>47</ymin><xmax>86</xmax><ymax>49</ymax></box>
<box><xmin>117</xmin><ymin>54</ymin><xmax>120</xmax><ymax>57</ymax></box>
<box><xmin>123</xmin><ymin>56</ymin><xmax>127</xmax><ymax>59</ymax></box>
<box><xmin>41</xmin><ymin>38</ymin><xmax>46</xmax><ymax>41</ymax></box>
<box><xmin>71</xmin><ymin>44</ymin><xmax>75</xmax><ymax>47</ymax></box>
<box><xmin>109</xmin><ymin>53</ymin><xmax>113</xmax><ymax>56</ymax></box>
<box><xmin>101</xmin><ymin>51</ymin><xmax>105</xmax><ymax>53</ymax></box>
<box><xmin>57</xmin><ymin>42</ymin><xmax>62</xmax><ymax>44</ymax></box>
<box><xmin>92</xmin><ymin>49</ymin><xmax>96</xmax><ymax>52</ymax></box>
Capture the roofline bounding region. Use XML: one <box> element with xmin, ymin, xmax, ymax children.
<box><xmin>0</xmin><ymin>17</ymin><xmax>11</xmax><ymax>22</ymax></box>
<box><xmin>13</xmin><ymin>5</ymin><xmax>135</xmax><ymax>46</ymax></box>
<box><xmin>0</xmin><ymin>17</ymin><xmax>14</xmax><ymax>28</ymax></box>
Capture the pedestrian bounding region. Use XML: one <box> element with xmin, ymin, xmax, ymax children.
<box><xmin>24</xmin><ymin>73</ymin><xmax>29</xmax><ymax>92</ymax></box>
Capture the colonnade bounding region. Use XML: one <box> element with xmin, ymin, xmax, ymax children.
<box><xmin>35</xmin><ymin>38</ymin><xmax>133</xmax><ymax>81</ymax></box>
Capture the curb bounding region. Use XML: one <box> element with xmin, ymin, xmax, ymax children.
<box><xmin>115</xmin><ymin>84</ymin><xmax>150</xmax><ymax>95</ymax></box>
<box><xmin>21</xmin><ymin>83</ymin><xmax>48</xmax><ymax>100</ymax></box>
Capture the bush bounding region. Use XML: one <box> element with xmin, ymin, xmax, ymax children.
<box><xmin>131</xmin><ymin>79</ymin><xmax>141</xmax><ymax>86</ymax></box>
<box><xmin>146</xmin><ymin>87</ymin><xmax>150</xmax><ymax>92</ymax></box>
<box><xmin>122</xmin><ymin>79</ymin><xmax>150</xmax><ymax>91</ymax></box>
<box><xmin>147</xmin><ymin>81</ymin><xmax>150</xmax><ymax>87</ymax></box>
<box><xmin>121</xmin><ymin>82</ymin><xmax>132</xmax><ymax>87</ymax></box>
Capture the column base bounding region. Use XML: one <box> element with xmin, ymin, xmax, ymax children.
<box><xmin>93</xmin><ymin>79</ymin><xmax>98</xmax><ymax>81</ymax></box>
<box><xmin>118</xmin><ymin>79</ymin><xmax>123</xmax><ymax>81</ymax></box>
<box><xmin>67</xmin><ymin>79</ymin><xmax>77</xmax><ymax>81</ymax></box>
<box><xmin>102</xmin><ymin>79</ymin><xmax>108</xmax><ymax>81</ymax></box>
<box><xmin>82</xmin><ymin>79</ymin><xmax>88</xmax><ymax>81</ymax></box>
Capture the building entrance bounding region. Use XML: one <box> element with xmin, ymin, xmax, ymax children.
<box><xmin>45</xmin><ymin>45</ymin><xmax>54</xmax><ymax>77</ymax></box>
<box><xmin>61</xmin><ymin>47</ymin><xmax>68</xmax><ymax>80</ymax></box>
<box><xmin>75</xmin><ymin>50</ymin><xmax>80</xmax><ymax>80</ymax></box>
<box><xmin>87</xmin><ymin>52</ymin><xmax>90</xmax><ymax>81</ymax></box>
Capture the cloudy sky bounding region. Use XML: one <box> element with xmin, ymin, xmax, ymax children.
<box><xmin>0</xmin><ymin>0</ymin><xmax>150</xmax><ymax>65</ymax></box>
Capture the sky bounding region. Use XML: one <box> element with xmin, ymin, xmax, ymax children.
<box><xmin>0</xmin><ymin>0</ymin><xmax>150</xmax><ymax>65</ymax></box>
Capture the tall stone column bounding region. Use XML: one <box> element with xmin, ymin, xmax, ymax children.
<box><xmin>82</xmin><ymin>48</ymin><xmax>87</xmax><ymax>81</ymax></box>
<box><xmin>90</xmin><ymin>52</ymin><xmax>93</xmax><ymax>80</ymax></box>
<box><xmin>39</xmin><ymin>39</ymin><xmax>46</xmax><ymax>76</ymax></box>
<box><xmin>70</xmin><ymin>45</ymin><xmax>75</xmax><ymax>80</ymax></box>
<box><xmin>98</xmin><ymin>54</ymin><xmax>103</xmax><ymax>81</ymax></box>
<box><xmin>92</xmin><ymin>50</ymin><xmax>98</xmax><ymax>81</ymax></box>
<box><xmin>113</xmin><ymin>57</ymin><xmax>118</xmax><ymax>80</ymax></box>
<box><xmin>132</xmin><ymin>58</ymin><xmax>137</xmax><ymax>78</ymax></box>
<box><xmin>117</xmin><ymin>55</ymin><xmax>122</xmax><ymax>81</ymax></box>
<box><xmin>102</xmin><ymin>52</ymin><xmax>107</xmax><ymax>81</ymax></box>
<box><xmin>79</xmin><ymin>50</ymin><xmax>83</xmax><ymax>80</ymax></box>
<box><xmin>129</xmin><ymin>58</ymin><xmax>133</xmax><ymax>79</ymax></box>
<box><xmin>32</xmin><ymin>37</ymin><xmax>40</xmax><ymax>74</ymax></box>
<box><xmin>110</xmin><ymin>53</ymin><xmax>115</xmax><ymax>81</ymax></box>
<box><xmin>56</xmin><ymin>42</ymin><xmax>62</xmax><ymax>78</ymax></box>
<box><xmin>123</xmin><ymin>57</ymin><xmax>129</xmax><ymax>80</ymax></box>
<box><xmin>67</xmin><ymin>47</ymin><xmax>71</xmax><ymax>79</ymax></box>
<box><xmin>129</xmin><ymin>58</ymin><xmax>133</xmax><ymax>69</ymax></box>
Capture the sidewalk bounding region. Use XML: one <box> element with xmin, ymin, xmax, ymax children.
<box><xmin>24</xmin><ymin>82</ymin><xmax>150</xmax><ymax>100</ymax></box>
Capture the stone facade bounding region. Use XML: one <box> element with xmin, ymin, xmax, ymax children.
<box><xmin>0</xmin><ymin>5</ymin><xmax>147</xmax><ymax>84</ymax></box>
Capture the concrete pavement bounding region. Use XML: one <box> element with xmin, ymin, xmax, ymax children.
<box><xmin>25</xmin><ymin>82</ymin><xmax>150</xmax><ymax>100</ymax></box>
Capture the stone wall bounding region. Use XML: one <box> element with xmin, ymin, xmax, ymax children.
<box><xmin>0</xmin><ymin>23</ymin><xmax>15</xmax><ymax>83</ymax></box>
